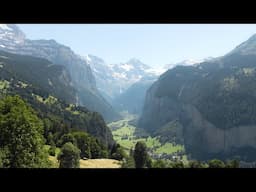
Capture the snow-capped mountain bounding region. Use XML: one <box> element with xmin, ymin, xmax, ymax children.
<box><xmin>0</xmin><ymin>24</ymin><xmax>120</xmax><ymax>122</ymax></box>
<box><xmin>164</xmin><ymin>57</ymin><xmax>214</xmax><ymax>70</ymax></box>
<box><xmin>0</xmin><ymin>24</ymin><xmax>96</xmax><ymax>90</ymax></box>
<box><xmin>0</xmin><ymin>24</ymin><xmax>26</xmax><ymax>46</ymax></box>
<box><xmin>164</xmin><ymin>59</ymin><xmax>202</xmax><ymax>69</ymax></box>
<box><xmin>85</xmin><ymin>55</ymin><xmax>163</xmax><ymax>101</ymax></box>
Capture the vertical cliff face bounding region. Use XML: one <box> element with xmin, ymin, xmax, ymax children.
<box><xmin>139</xmin><ymin>34</ymin><xmax>256</xmax><ymax>161</ymax></box>
<box><xmin>139</xmin><ymin>81</ymin><xmax>183</xmax><ymax>132</ymax></box>
<box><xmin>0</xmin><ymin>24</ymin><xmax>120</xmax><ymax>122</ymax></box>
<box><xmin>182</xmin><ymin>104</ymin><xmax>256</xmax><ymax>160</ymax></box>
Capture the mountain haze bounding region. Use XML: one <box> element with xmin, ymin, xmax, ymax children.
<box><xmin>0</xmin><ymin>24</ymin><xmax>119</xmax><ymax>122</ymax></box>
<box><xmin>0</xmin><ymin>50</ymin><xmax>114</xmax><ymax>147</ymax></box>
<box><xmin>86</xmin><ymin>55</ymin><xmax>162</xmax><ymax>101</ymax></box>
<box><xmin>139</xmin><ymin>34</ymin><xmax>256</xmax><ymax>161</ymax></box>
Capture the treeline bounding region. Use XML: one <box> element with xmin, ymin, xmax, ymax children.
<box><xmin>7</xmin><ymin>81</ymin><xmax>114</xmax><ymax>148</ymax></box>
<box><xmin>0</xmin><ymin>95</ymin><xmax>241</xmax><ymax>168</ymax></box>
<box><xmin>121</xmin><ymin>141</ymin><xmax>240</xmax><ymax>168</ymax></box>
<box><xmin>0</xmin><ymin>49</ymin><xmax>114</xmax><ymax>148</ymax></box>
<box><xmin>151</xmin><ymin>158</ymin><xmax>239</xmax><ymax>168</ymax></box>
<box><xmin>0</xmin><ymin>95</ymin><xmax>116</xmax><ymax>168</ymax></box>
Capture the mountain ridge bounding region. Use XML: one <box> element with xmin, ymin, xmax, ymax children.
<box><xmin>86</xmin><ymin>54</ymin><xmax>162</xmax><ymax>102</ymax></box>
<box><xmin>139</xmin><ymin>33</ymin><xmax>256</xmax><ymax>161</ymax></box>
<box><xmin>0</xmin><ymin>49</ymin><xmax>114</xmax><ymax>147</ymax></box>
<box><xmin>0</xmin><ymin>24</ymin><xmax>120</xmax><ymax>122</ymax></box>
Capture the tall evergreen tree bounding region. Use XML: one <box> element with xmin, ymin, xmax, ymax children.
<box><xmin>134</xmin><ymin>141</ymin><xmax>150</xmax><ymax>168</ymax></box>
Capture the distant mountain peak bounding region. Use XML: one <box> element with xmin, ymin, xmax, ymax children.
<box><xmin>0</xmin><ymin>24</ymin><xmax>13</xmax><ymax>31</ymax></box>
<box><xmin>87</xmin><ymin>55</ymin><xmax>161</xmax><ymax>99</ymax></box>
<box><xmin>126</xmin><ymin>58</ymin><xmax>148</xmax><ymax>66</ymax></box>
<box><xmin>247</xmin><ymin>33</ymin><xmax>256</xmax><ymax>41</ymax></box>
<box><xmin>84</xmin><ymin>54</ymin><xmax>106</xmax><ymax>66</ymax></box>
<box><xmin>228</xmin><ymin>33</ymin><xmax>256</xmax><ymax>56</ymax></box>
<box><xmin>0</xmin><ymin>24</ymin><xmax>26</xmax><ymax>44</ymax></box>
<box><xmin>164</xmin><ymin>57</ymin><xmax>214</xmax><ymax>70</ymax></box>
<box><xmin>127</xmin><ymin>58</ymin><xmax>143</xmax><ymax>64</ymax></box>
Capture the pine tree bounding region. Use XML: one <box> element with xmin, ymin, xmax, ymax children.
<box><xmin>134</xmin><ymin>141</ymin><xmax>150</xmax><ymax>168</ymax></box>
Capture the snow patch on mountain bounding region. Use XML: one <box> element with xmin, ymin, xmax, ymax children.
<box><xmin>112</xmin><ymin>72</ymin><xmax>127</xmax><ymax>79</ymax></box>
<box><xmin>0</xmin><ymin>24</ymin><xmax>12</xmax><ymax>31</ymax></box>
<box><xmin>164</xmin><ymin>57</ymin><xmax>214</xmax><ymax>70</ymax></box>
<box><xmin>120</xmin><ymin>63</ymin><xmax>134</xmax><ymax>71</ymax></box>
<box><xmin>85</xmin><ymin>54</ymin><xmax>92</xmax><ymax>63</ymax></box>
<box><xmin>85</xmin><ymin>55</ymin><xmax>163</xmax><ymax>100</ymax></box>
<box><xmin>145</xmin><ymin>67</ymin><xmax>166</xmax><ymax>75</ymax></box>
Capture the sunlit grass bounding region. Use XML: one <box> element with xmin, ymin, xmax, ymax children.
<box><xmin>155</xmin><ymin>143</ymin><xmax>184</xmax><ymax>154</ymax></box>
<box><xmin>110</xmin><ymin>117</ymin><xmax>185</xmax><ymax>156</ymax></box>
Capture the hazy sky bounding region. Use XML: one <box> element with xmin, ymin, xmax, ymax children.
<box><xmin>18</xmin><ymin>24</ymin><xmax>256</xmax><ymax>68</ymax></box>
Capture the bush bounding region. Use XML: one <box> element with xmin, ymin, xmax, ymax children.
<box><xmin>58</xmin><ymin>142</ymin><xmax>80</xmax><ymax>168</ymax></box>
<box><xmin>49</xmin><ymin>145</ymin><xmax>56</xmax><ymax>156</ymax></box>
<box><xmin>208</xmin><ymin>159</ymin><xmax>225</xmax><ymax>168</ymax></box>
<box><xmin>111</xmin><ymin>143</ymin><xmax>127</xmax><ymax>161</ymax></box>
<box><xmin>188</xmin><ymin>160</ymin><xmax>205</xmax><ymax>168</ymax></box>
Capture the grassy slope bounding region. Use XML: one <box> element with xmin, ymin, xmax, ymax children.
<box><xmin>155</xmin><ymin>143</ymin><xmax>184</xmax><ymax>154</ymax></box>
<box><xmin>109</xmin><ymin>116</ymin><xmax>186</xmax><ymax>157</ymax></box>
<box><xmin>79</xmin><ymin>159</ymin><xmax>121</xmax><ymax>168</ymax></box>
<box><xmin>45</xmin><ymin>145</ymin><xmax>121</xmax><ymax>168</ymax></box>
<box><xmin>49</xmin><ymin>156</ymin><xmax>121</xmax><ymax>168</ymax></box>
<box><xmin>48</xmin><ymin>156</ymin><xmax>121</xmax><ymax>168</ymax></box>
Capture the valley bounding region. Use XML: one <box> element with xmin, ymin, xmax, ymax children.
<box><xmin>1</xmin><ymin>24</ymin><xmax>256</xmax><ymax>168</ymax></box>
<box><xmin>108</xmin><ymin>113</ymin><xmax>187</xmax><ymax>162</ymax></box>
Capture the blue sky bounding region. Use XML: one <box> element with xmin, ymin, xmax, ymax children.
<box><xmin>18</xmin><ymin>24</ymin><xmax>256</xmax><ymax>68</ymax></box>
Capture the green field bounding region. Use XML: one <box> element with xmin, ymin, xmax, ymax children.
<box><xmin>109</xmin><ymin>117</ymin><xmax>185</xmax><ymax>157</ymax></box>
<box><xmin>155</xmin><ymin>143</ymin><xmax>184</xmax><ymax>154</ymax></box>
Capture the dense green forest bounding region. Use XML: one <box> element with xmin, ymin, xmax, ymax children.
<box><xmin>0</xmin><ymin>50</ymin><xmax>122</xmax><ymax>168</ymax></box>
<box><xmin>0</xmin><ymin>50</ymin><xmax>114</xmax><ymax>148</ymax></box>
<box><xmin>0</xmin><ymin>95</ymin><xmax>115</xmax><ymax>168</ymax></box>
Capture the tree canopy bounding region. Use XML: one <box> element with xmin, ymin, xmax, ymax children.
<box><xmin>134</xmin><ymin>141</ymin><xmax>151</xmax><ymax>168</ymax></box>
<box><xmin>0</xmin><ymin>95</ymin><xmax>49</xmax><ymax>168</ymax></box>
<box><xmin>58</xmin><ymin>142</ymin><xmax>80</xmax><ymax>168</ymax></box>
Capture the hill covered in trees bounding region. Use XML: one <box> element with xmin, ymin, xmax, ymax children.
<box><xmin>0</xmin><ymin>50</ymin><xmax>120</xmax><ymax>167</ymax></box>
<box><xmin>0</xmin><ymin>50</ymin><xmax>114</xmax><ymax>148</ymax></box>
<box><xmin>0</xmin><ymin>24</ymin><xmax>120</xmax><ymax>122</ymax></box>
